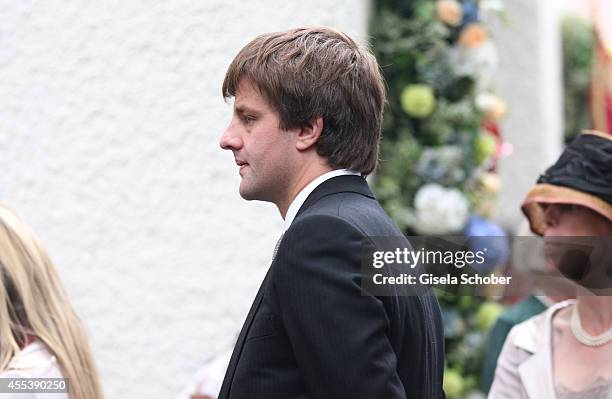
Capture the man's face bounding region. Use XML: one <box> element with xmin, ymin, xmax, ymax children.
<box><xmin>219</xmin><ymin>80</ymin><xmax>296</xmax><ymax>203</ymax></box>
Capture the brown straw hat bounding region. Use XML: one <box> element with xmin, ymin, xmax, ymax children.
<box><xmin>522</xmin><ymin>130</ymin><xmax>612</xmax><ymax>235</ymax></box>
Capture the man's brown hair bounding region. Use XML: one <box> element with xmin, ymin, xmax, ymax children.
<box><xmin>222</xmin><ymin>27</ymin><xmax>386</xmax><ymax>175</ymax></box>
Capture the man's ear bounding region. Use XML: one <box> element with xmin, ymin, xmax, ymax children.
<box><xmin>295</xmin><ymin>116</ymin><xmax>323</xmax><ymax>151</ymax></box>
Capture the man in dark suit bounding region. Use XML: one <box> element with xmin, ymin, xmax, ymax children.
<box><xmin>218</xmin><ymin>27</ymin><xmax>445</xmax><ymax>399</ymax></box>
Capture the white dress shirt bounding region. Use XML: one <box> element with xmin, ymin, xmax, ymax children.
<box><xmin>283</xmin><ymin>169</ymin><xmax>361</xmax><ymax>230</ymax></box>
<box><xmin>0</xmin><ymin>340</ymin><xmax>68</xmax><ymax>399</ymax></box>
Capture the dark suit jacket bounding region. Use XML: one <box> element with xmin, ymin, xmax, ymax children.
<box><xmin>218</xmin><ymin>175</ymin><xmax>445</xmax><ymax>399</ymax></box>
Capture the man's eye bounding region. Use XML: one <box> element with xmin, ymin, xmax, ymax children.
<box><xmin>242</xmin><ymin>115</ymin><xmax>256</xmax><ymax>124</ymax></box>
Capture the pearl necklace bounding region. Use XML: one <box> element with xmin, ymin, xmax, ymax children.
<box><xmin>570</xmin><ymin>305</ymin><xmax>612</xmax><ymax>347</ymax></box>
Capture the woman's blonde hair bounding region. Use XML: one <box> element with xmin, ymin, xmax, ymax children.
<box><xmin>0</xmin><ymin>205</ymin><xmax>104</xmax><ymax>399</ymax></box>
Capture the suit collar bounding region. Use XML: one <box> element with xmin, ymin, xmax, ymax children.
<box><xmin>295</xmin><ymin>174</ymin><xmax>374</xmax><ymax>220</ymax></box>
<box><xmin>284</xmin><ymin>169</ymin><xmax>360</xmax><ymax>230</ymax></box>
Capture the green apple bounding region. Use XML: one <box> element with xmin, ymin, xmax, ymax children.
<box><xmin>474</xmin><ymin>133</ymin><xmax>497</xmax><ymax>164</ymax></box>
<box><xmin>400</xmin><ymin>84</ymin><xmax>436</xmax><ymax>118</ymax></box>
<box><xmin>443</xmin><ymin>368</ymin><xmax>465</xmax><ymax>399</ymax></box>
<box><xmin>475</xmin><ymin>301</ymin><xmax>504</xmax><ymax>331</ymax></box>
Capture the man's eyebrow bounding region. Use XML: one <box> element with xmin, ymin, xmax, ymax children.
<box><xmin>234</xmin><ymin>105</ymin><xmax>260</xmax><ymax>114</ymax></box>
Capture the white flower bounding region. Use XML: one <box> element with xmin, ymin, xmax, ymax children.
<box><xmin>480</xmin><ymin>0</ymin><xmax>505</xmax><ymax>12</ymax></box>
<box><xmin>414</xmin><ymin>183</ymin><xmax>470</xmax><ymax>234</ymax></box>
<box><xmin>475</xmin><ymin>92</ymin><xmax>496</xmax><ymax>111</ymax></box>
<box><xmin>449</xmin><ymin>41</ymin><xmax>498</xmax><ymax>89</ymax></box>
<box><xmin>479</xmin><ymin>0</ymin><xmax>506</xmax><ymax>24</ymax></box>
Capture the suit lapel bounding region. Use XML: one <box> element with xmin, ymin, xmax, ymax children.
<box><xmin>518</xmin><ymin>348</ymin><xmax>556</xmax><ymax>398</ymax></box>
<box><xmin>219</xmin><ymin>175</ymin><xmax>373</xmax><ymax>398</ymax></box>
<box><xmin>515</xmin><ymin>302</ymin><xmax>568</xmax><ymax>399</ymax></box>
<box><xmin>218</xmin><ymin>270</ymin><xmax>270</xmax><ymax>399</ymax></box>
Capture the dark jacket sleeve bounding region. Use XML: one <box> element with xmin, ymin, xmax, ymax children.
<box><xmin>271</xmin><ymin>214</ymin><xmax>407</xmax><ymax>399</ymax></box>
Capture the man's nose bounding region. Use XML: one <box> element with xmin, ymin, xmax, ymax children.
<box><xmin>219</xmin><ymin>122</ymin><xmax>242</xmax><ymax>150</ymax></box>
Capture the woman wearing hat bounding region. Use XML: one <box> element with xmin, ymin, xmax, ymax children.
<box><xmin>488</xmin><ymin>131</ymin><xmax>612</xmax><ymax>398</ymax></box>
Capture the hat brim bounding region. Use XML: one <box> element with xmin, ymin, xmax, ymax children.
<box><xmin>521</xmin><ymin>183</ymin><xmax>612</xmax><ymax>235</ymax></box>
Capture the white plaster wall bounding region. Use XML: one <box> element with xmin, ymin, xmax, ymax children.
<box><xmin>493</xmin><ymin>0</ymin><xmax>564</xmax><ymax>228</ymax></box>
<box><xmin>0</xmin><ymin>1</ymin><xmax>369</xmax><ymax>397</ymax></box>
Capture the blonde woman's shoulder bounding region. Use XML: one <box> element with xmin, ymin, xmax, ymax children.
<box><xmin>0</xmin><ymin>340</ymin><xmax>68</xmax><ymax>399</ymax></box>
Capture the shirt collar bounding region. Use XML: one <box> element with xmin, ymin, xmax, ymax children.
<box><xmin>6</xmin><ymin>340</ymin><xmax>55</xmax><ymax>371</ymax></box>
<box><xmin>284</xmin><ymin>169</ymin><xmax>360</xmax><ymax>230</ymax></box>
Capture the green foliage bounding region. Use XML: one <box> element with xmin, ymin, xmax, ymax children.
<box><xmin>370</xmin><ymin>0</ymin><xmax>504</xmax><ymax>233</ymax></box>
<box><xmin>370</xmin><ymin>1</ymin><xmax>507</xmax><ymax>396</ymax></box>
<box><xmin>561</xmin><ymin>14</ymin><xmax>594</xmax><ymax>143</ymax></box>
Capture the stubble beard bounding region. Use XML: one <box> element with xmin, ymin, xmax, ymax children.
<box><xmin>239</xmin><ymin>166</ymin><xmax>289</xmax><ymax>206</ymax></box>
